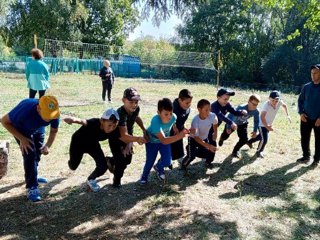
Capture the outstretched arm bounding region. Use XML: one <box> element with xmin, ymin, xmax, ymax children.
<box><xmin>64</xmin><ymin>116</ymin><xmax>87</xmax><ymax>126</ymax></box>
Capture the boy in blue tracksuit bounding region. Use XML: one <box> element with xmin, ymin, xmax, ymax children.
<box><xmin>209</xmin><ymin>88</ymin><xmax>247</xmax><ymax>152</ymax></box>
<box><xmin>218</xmin><ymin>94</ymin><xmax>261</xmax><ymax>158</ymax></box>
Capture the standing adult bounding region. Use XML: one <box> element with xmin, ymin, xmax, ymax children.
<box><xmin>99</xmin><ymin>60</ymin><xmax>115</xmax><ymax>103</ymax></box>
<box><xmin>26</xmin><ymin>48</ymin><xmax>50</xmax><ymax>98</ymax></box>
<box><xmin>297</xmin><ymin>64</ymin><xmax>320</xmax><ymax>167</ymax></box>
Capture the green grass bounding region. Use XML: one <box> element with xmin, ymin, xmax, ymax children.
<box><xmin>0</xmin><ymin>72</ymin><xmax>319</xmax><ymax>239</ymax></box>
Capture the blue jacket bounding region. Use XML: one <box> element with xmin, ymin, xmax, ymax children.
<box><xmin>298</xmin><ymin>82</ymin><xmax>320</xmax><ymax>120</ymax></box>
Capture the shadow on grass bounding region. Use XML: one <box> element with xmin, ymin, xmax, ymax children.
<box><xmin>256</xmin><ymin>187</ymin><xmax>320</xmax><ymax>239</ymax></box>
<box><xmin>0</xmin><ymin>174</ymin><xmax>241</xmax><ymax>239</ymax></box>
<box><xmin>219</xmin><ymin>162</ymin><xmax>309</xmax><ymax>199</ymax></box>
<box><xmin>205</xmin><ymin>149</ymin><xmax>257</xmax><ymax>187</ymax></box>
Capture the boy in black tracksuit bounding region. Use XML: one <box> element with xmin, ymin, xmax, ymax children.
<box><xmin>108</xmin><ymin>87</ymin><xmax>148</xmax><ymax>188</ymax></box>
<box><xmin>168</xmin><ymin>89</ymin><xmax>193</xmax><ymax>168</ymax></box>
<box><xmin>99</xmin><ymin>60</ymin><xmax>115</xmax><ymax>102</ymax></box>
<box><xmin>64</xmin><ymin>108</ymin><xmax>120</xmax><ymax>192</ymax></box>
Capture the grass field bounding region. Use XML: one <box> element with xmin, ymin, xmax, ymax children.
<box><xmin>0</xmin><ymin>73</ymin><xmax>319</xmax><ymax>240</ymax></box>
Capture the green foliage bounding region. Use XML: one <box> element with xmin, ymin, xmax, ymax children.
<box><xmin>3</xmin><ymin>0</ymin><xmax>138</xmax><ymax>54</ymax></box>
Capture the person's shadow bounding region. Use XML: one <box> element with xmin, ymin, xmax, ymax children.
<box><xmin>205</xmin><ymin>149</ymin><xmax>257</xmax><ymax>187</ymax></box>
<box><xmin>0</xmin><ymin>175</ymin><xmax>242</xmax><ymax>239</ymax></box>
<box><xmin>219</xmin><ymin>162</ymin><xmax>310</xmax><ymax>199</ymax></box>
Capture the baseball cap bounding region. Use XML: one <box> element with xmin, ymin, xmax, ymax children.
<box><xmin>217</xmin><ymin>88</ymin><xmax>235</xmax><ymax>97</ymax></box>
<box><xmin>311</xmin><ymin>64</ymin><xmax>320</xmax><ymax>70</ymax></box>
<box><xmin>123</xmin><ymin>87</ymin><xmax>140</xmax><ymax>101</ymax></box>
<box><xmin>269</xmin><ymin>90</ymin><xmax>280</xmax><ymax>100</ymax></box>
<box><xmin>39</xmin><ymin>95</ymin><xmax>60</xmax><ymax>120</ymax></box>
<box><xmin>101</xmin><ymin>108</ymin><xmax>119</xmax><ymax>121</ymax></box>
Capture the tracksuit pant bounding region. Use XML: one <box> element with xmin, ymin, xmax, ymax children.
<box><xmin>300</xmin><ymin>119</ymin><xmax>320</xmax><ymax>161</ymax></box>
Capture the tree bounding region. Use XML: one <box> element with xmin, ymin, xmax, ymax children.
<box><xmin>4</xmin><ymin>0</ymin><xmax>139</xmax><ymax>54</ymax></box>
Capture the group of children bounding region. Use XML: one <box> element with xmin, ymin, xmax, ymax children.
<box><xmin>1</xmin><ymin>81</ymin><xmax>292</xmax><ymax>202</ymax></box>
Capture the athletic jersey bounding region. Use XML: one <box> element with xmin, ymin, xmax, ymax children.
<box><xmin>147</xmin><ymin>114</ymin><xmax>177</xmax><ymax>143</ymax></box>
<box><xmin>71</xmin><ymin>118</ymin><xmax>119</xmax><ymax>147</ymax></box>
<box><xmin>191</xmin><ymin>113</ymin><xmax>218</xmax><ymax>140</ymax></box>
<box><xmin>259</xmin><ymin>100</ymin><xmax>283</xmax><ymax>127</ymax></box>
<box><xmin>8</xmin><ymin>98</ymin><xmax>59</xmax><ymax>136</ymax></box>
<box><xmin>117</xmin><ymin>106</ymin><xmax>140</xmax><ymax>135</ymax></box>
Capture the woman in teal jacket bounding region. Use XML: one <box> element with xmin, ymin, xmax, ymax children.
<box><xmin>26</xmin><ymin>48</ymin><xmax>50</xmax><ymax>98</ymax></box>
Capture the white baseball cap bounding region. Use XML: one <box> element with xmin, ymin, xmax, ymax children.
<box><xmin>101</xmin><ymin>108</ymin><xmax>119</xmax><ymax>120</ymax></box>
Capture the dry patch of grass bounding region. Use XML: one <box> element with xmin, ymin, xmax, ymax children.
<box><xmin>0</xmin><ymin>73</ymin><xmax>320</xmax><ymax>239</ymax></box>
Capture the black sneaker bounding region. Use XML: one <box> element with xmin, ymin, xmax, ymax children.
<box><xmin>205</xmin><ymin>162</ymin><xmax>214</xmax><ymax>169</ymax></box>
<box><xmin>247</xmin><ymin>142</ymin><xmax>253</xmax><ymax>149</ymax></box>
<box><xmin>296</xmin><ymin>157</ymin><xmax>310</xmax><ymax>164</ymax></box>
<box><xmin>168</xmin><ymin>164</ymin><xmax>173</xmax><ymax>170</ymax></box>
<box><xmin>256</xmin><ymin>151</ymin><xmax>264</xmax><ymax>158</ymax></box>
<box><xmin>218</xmin><ymin>139</ymin><xmax>224</xmax><ymax>147</ymax></box>
<box><xmin>112</xmin><ymin>178</ymin><xmax>121</xmax><ymax>188</ymax></box>
<box><xmin>232</xmin><ymin>151</ymin><xmax>241</xmax><ymax>158</ymax></box>
<box><xmin>310</xmin><ymin>160</ymin><xmax>319</xmax><ymax>168</ymax></box>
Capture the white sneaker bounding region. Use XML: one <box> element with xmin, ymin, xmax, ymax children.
<box><xmin>86</xmin><ymin>179</ymin><xmax>101</xmax><ymax>192</ymax></box>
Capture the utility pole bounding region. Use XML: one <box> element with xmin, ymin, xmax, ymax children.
<box><xmin>34</xmin><ymin>34</ymin><xmax>38</xmax><ymax>48</ymax></box>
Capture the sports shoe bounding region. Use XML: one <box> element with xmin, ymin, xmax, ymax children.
<box><xmin>139</xmin><ymin>177</ymin><xmax>148</xmax><ymax>185</ymax></box>
<box><xmin>37</xmin><ymin>176</ymin><xmax>48</xmax><ymax>184</ymax></box>
<box><xmin>232</xmin><ymin>151</ymin><xmax>241</xmax><ymax>158</ymax></box>
<box><xmin>296</xmin><ymin>157</ymin><xmax>310</xmax><ymax>164</ymax></box>
<box><xmin>167</xmin><ymin>164</ymin><xmax>173</xmax><ymax>170</ymax></box>
<box><xmin>27</xmin><ymin>187</ymin><xmax>41</xmax><ymax>202</ymax></box>
<box><xmin>106</xmin><ymin>156</ymin><xmax>115</xmax><ymax>174</ymax></box>
<box><xmin>256</xmin><ymin>151</ymin><xmax>264</xmax><ymax>158</ymax></box>
<box><xmin>153</xmin><ymin>165</ymin><xmax>166</xmax><ymax>181</ymax></box>
<box><xmin>310</xmin><ymin>160</ymin><xmax>319</xmax><ymax>168</ymax></box>
<box><xmin>205</xmin><ymin>162</ymin><xmax>214</xmax><ymax>169</ymax></box>
<box><xmin>247</xmin><ymin>142</ymin><xmax>253</xmax><ymax>149</ymax></box>
<box><xmin>218</xmin><ymin>139</ymin><xmax>224</xmax><ymax>147</ymax></box>
<box><xmin>86</xmin><ymin>179</ymin><xmax>101</xmax><ymax>192</ymax></box>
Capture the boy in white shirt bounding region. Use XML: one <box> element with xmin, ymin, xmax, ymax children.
<box><xmin>247</xmin><ymin>91</ymin><xmax>291</xmax><ymax>158</ymax></box>
<box><xmin>181</xmin><ymin>99</ymin><xmax>219</xmax><ymax>171</ymax></box>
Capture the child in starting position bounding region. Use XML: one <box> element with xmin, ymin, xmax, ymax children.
<box><xmin>140</xmin><ymin>98</ymin><xmax>189</xmax><ymax>184</ymax></box>
<box><xmin>64</xmin><ymin>108</ymin><xmax>120</xmax><ymax>192</ymax></box>
<box><xmin>181</xmin><ymin>99</ymin><xmax>219</xmax><ymax>171</ymax></box>
<box><xmin>247</xmin><ymin>90</ymin><xmax>291</xmax><ymax>158</ymax></box>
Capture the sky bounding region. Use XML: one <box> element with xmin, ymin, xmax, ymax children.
<box><xmin>128</xmin><ymin>14</ymin><xmax>182</xmax><ymax>41</ymax></box>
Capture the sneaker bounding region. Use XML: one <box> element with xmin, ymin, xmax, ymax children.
<box><xmin>218</xmin><ymin>139</ymin><xmax>224</xmax><ymax>147</ymax></box>
<box><xmin>106</xmin><ymin>156</ymin><xmax>115</xmax><ymax>174</ymax></box>
<box><xmin>256</xmin><ymin>151</ymin><xmax>264</xmax><ymax>158</ymax></box>
<box><xmin>86</xmin><ymin>179</ymin><xmax>101</xmax><ymax>192</ymax></box>
<box><xmin>167</xmin><ymin>164</ymin><xmax>173</xmax><ymax>170</ymax></box>
<box><xmin>112</xmin><ymin>182</ymin><xmax>122</xmax><ymax>188</ymax></box>
<box><xmin>139</xmin><ymin>178</ymin><xmax>148</xmax><ymax>185</ymax></box>
<box><xmin>37</xmin><ymin>176</ymin><xmax>48</xmax><ymax>184</ymax></box>
<box><xmin>310</xmin><ymin>160</ymin><xmax>319</xmax><ymax>168</ymax></box>
<box><xmin>205</xmin><ymin>162</ymin><xmax>214</xmax><ymax>169</ymax></box>
<box><xmin>247</xmin><ymin>142</ymin><xmax>253</xmax><ymax>149</ymax></box>
<box><xmin>296</xmin><ymin>157</ymin><xmax>310</xmax><ymax>164</ymax></box>
<box><xmin>153</xmin><ymin>165</ymin><xmax>166</xmax><ymax>181</ymax></box>
<box><xmin>232</xmin><ymin>151</ymin><xmax>241</xmax><ymax>158</ymax></box>
<box><xmin>27</xmin><ymin>187</ymin><xmax>41</xmax><ymax>202</ymax></box>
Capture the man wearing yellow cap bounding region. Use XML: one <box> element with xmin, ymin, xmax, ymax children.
<box><xmin>1</xmin><ymin>96</ymin><xmax>60</xmax><ymax>202</ymax></box>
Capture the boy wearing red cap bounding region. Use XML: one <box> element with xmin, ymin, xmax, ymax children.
<box><xmin>1</xmin><ymin>96</ymin><xmax>60</xmax><ymax>202</ymax></box>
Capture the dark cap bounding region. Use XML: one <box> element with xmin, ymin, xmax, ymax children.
<box><xmin>123</xmin><ymin>87</ymin><xmax>140</xmax><ymax>101</ymax></box>
<box><xmin>217</xmin><ymin>88</ymin><xmax>235</xmax><ymax>97</ymax></box>
<box><xmin>269</xmin><ymin>90</ymin><xmax>280</xmax><ymax>99</ymax></box>
<box><xmin>311</xmin><ymin>64</ymin><xmax>320</xmax><ymax>70</ymax></box>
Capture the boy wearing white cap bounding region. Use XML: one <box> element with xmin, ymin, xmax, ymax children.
<box><xmin>64</xmin><ymin>108</ymin><xmax>121</xmax><ymax>192</ymax></box>
<box><xmin>1</xmin><ymin>96</ymin><xmax>60</xmax><ymax>202</ymax></box>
